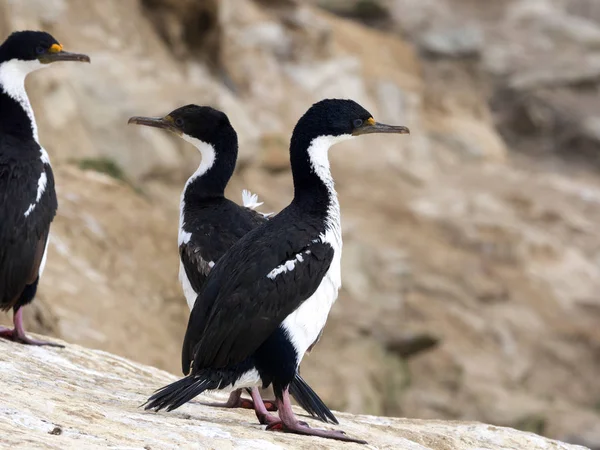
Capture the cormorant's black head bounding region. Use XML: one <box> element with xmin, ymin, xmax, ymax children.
<box><xmin>293</xmin><ymin>99</ymin><xmax>410</xmax><ymax>144</ymax></box>
<box><xmin>128</xmin><ymin>105</ymin><xmax>235</xmax><ymax>145</ymax></box>
<box><xmin>289</xmin><ymin>99</ymin><xmax>410</xmax><ymax>195</ymax></box>
<box><xmin>128</xmin><ymin>105</ymin><xmax>239</xmax><ymax>193</ymax></box>
<box><xmin>0</xmin><ymin>31</ymin><xmax>90</xmax><ymax>65</ymax></box>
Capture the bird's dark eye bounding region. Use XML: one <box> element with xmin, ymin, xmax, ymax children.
<box><xmin>35</xmin><ymin>46</ymin><xmax>45</xmax><ymax>55</ymax></box>
<box><xmin>175</xmin><ymin>118</ymin><xmax>184</xmax><ymax>127</ymax></box>
<box><xmin>353</xmin><ymin>119</ymin><xmax>363</xmax><ymax>128</ymax></box>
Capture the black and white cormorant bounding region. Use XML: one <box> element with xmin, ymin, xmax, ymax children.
<box><xmin>128</xmin><ymin>105</ymin><xmax>337</xmax><ymax>424</ymax></box>
<box><xmin>144</xmin><ymin>99</ymin><xmax>409</xmax><ymax>443</ymax></box>
<box><xmin>0</xmin><ymin>31</ymin><xmax>90</xmax><ymax>346</ymax></box>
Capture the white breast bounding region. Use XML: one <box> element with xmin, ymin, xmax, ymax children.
<box><xmin>179</xmin><ymin>261</ymin><xmax>198</xmax><ymax>310</ymax></box>
<box><xmin>279</xmin><ymin>133</ymin><xmax>346</xmax><ymax>366</ymax></box>
<box><xmin>38</xmin><ymin>234</ymin><xmax>51</xmax><ymax>278</ymax></box>
<box><xmin>226</xmin><ymin>368</ymin><xmax>262</xmax><ymax>391</ymax></box>
<box><xmin>281</xmin><ymin>228</ymin><xmax>342</xmax><ymax>365</ymax></box>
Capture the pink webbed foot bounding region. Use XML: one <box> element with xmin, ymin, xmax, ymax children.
<box><xmin>0</xmin><ymin>326</ymin><xmax>63</xmax><ymax>347</ymax></box>
<box><xmin>265</xmin><ymin>388</ymin><xmax>367</xmax><ymax>444</ymax></box>
<box><xmin>265</xmin><ymin>420</ymin><xmax>366</xmax><ymax>444</ymax></box>
<box><xmin>3</xmin><ymin>308</ymin><xmax>64</xmax><ymax>347</ymax></box>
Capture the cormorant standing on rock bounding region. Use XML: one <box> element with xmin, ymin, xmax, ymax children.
<box><xmin>129</xmin><ymin>105</ymin><xmax>337</xmax><ymax>424</ymax></box>
<box><xmin>144</xmin><ymin>99</ymin><xmax>409</xmax><ymax>443</ymax></box>
<box><xmin>0</xmin><ymin>31</ymin><xmax>90</xmax><ymax>346</ymax></box>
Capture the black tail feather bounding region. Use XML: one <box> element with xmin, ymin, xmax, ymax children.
<box><xmin>143</xmin><ymin>371</ymin><xmax>338</xmax><ymax>424</ymax></box>
<box><xmin>143</xmin><ymin>375</ymin><xmax>219</xmax><ymax>412</ymax></box>
<box><xmin>289</xmin><ymin>373</ymin><xmax>338</xmax><ymax>424</ymax></box>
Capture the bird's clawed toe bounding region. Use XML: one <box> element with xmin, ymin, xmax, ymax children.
<box><xmin>0</xmin><ymin>327</ymin><xmax>62</xmax><ymax>347</ymax></box>
<box><xmin>265</xmin><ymin>419</ymin><xmax>366</xmax><ymax>444</ymax></box>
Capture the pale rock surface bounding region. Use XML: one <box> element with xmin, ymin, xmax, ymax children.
<box><xmin>22</xmin><ymin>166</ymin><xmax>186</xmax><ymax>371</ymax></box>
<box><xmin>0</xmin><ymin>339</ymin><xmax>588</xmax><ymax>450</ymax></box>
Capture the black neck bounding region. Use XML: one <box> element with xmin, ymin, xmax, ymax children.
<box><xmin>289</xmin><ymin>132</ymin><xmax>332</xmax><ymax>217</ymax></box>
<box><xmin>0</xmin><ymin>89</ymin><xmax>35</xmax><ymax>142</ymax></box>
<box><xmin>184</xmin><ymin>132</ymin><xmax>238</xmax><ymax>201</ymax></box>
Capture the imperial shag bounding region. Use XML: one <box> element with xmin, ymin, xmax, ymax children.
<box><xmin>0</xmin><ymin>31</ymin><xmax>90</xmax><ymax>346</ymax></box>
<box><xmin>129</xmin><ymin>105</ymin><xmax>337</xmax><ymax>424</ymax></box>
<box><xmin>144</xmin><ymin>99</ymin><xmax>409</xmax><ymax>443</ymax></box>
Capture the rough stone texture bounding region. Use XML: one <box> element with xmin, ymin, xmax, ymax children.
<box><xmin>382</xmin><ymin>0</ymin><xmax>600</xmax><ymax>168</ymax></box>
<box><xmin>26</xmin><ymin>166</ymin><xmax>186</xmax><ymax>371</ymax></box>
<box><xmin>0</xmin><ymin>0</ymin><xmax>599</xmax><ymax>448</ymax></box>
<box><xmin>0</xmin><ymin>339</ymin><xmax>588</xmax><ymax>450</ymax></box>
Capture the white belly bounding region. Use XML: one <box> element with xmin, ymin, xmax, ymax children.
<box><xmin>38</xmin><ymin>234</ymin><xmax>50</xmax><ymax>278</ymax></box>
<box><xmin>179</xmin><ymin>261</ymin><xmax>198</xmax><ymax>310</ymax></box>
<box><xmin>281</xmin><ymin>248</ymin><xmax>341</xmax><ymax>365</ymax></box>
<box><xmin>226</xmin><ymin>368</ymin><xmax>262</xmax><ymax>391</ymax></box>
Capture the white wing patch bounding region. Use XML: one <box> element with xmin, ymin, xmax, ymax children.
<box><xmin>267</xmin><ymin>250</ymin><xmax>311</xmax><ymax>280</ymax></box>
<box><xmin>24</xmin><ymin>170</ymin><xmax>48</xmax><ymax>217</ymax></box>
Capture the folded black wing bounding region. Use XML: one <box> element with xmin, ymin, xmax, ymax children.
<box><xmin>179</xmin><ymin>237</ymin><xmax>221</xmax><ymax>297</ymax></box>
<box><xmin>0</xmin><ymin>158</ymin><xmax>56</xmax><ymax>309</ymax></box>
<box><xmin>182</xmin><ymin>229</ymin><xmax>333</xmax><ymax>374</ymax></box>
<box><xmin>179</xmin><ymin>203</ymin><xmax>267</xmax><ymax>295</ymax></box>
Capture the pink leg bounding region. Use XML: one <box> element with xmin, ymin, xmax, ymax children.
<box><xmin>201</xmin><ymin>388</ymin><xmax>277</xmax><ymax>411</ymax></box>
<box><xmin>0</xmin><ymin>308</ymin><xmax>64</xmax><ymax>347</ymax></box>
<box><xmin>250</xmin><ymin>387</ymin><xmax>281</xmax><ymax>425</ymax></box>
<box><xmin>200</xmin><ymin>389</ymin><xmax>250</xmax><ymax>408</ymax></box>
<box><xmin>265</xmin><ymin>388</ymin><xmax>367</xmax><ymax>444</ymax></box>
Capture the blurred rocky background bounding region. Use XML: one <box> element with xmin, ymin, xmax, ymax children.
<box><xmin>1</xmin><ymin>0</ymin><xmax>600</xmax><ymax>448</ymax></box>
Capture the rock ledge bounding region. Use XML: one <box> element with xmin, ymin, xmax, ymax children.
<box><xmin>0</xmin><ymin>337</ymin><xmax>588</xmax><ymax>449</ymax></box>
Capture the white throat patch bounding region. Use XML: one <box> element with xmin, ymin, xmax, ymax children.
<box><xmin>0</xmin><ymin>59</ymin><xmax>45</xmax><ymax>142</ymax></box>
<box><xmin>305</xmin><ymin>134</ymin><xmax>352</xmax><ymax>235</ymax></box>
<box><xmin>178</xmin><ymin>135</ymin><xmax>217</xmax><ymax>246</ymax></box>
<box><xmin>181</xmin><ymin>135</ymin><xmax>217</xmax><ymax>180</ymax></box>
<box><xmin>306</xmin><ymin>135</ymin><xmax>352</xmax><ymax>189</ymax></box>
<box><xmin>279</xmin><ymin>134</ymin><xmax>352</xmax><ymax>364</ymax></box>
<box><xmin>0</xmin><ymin>59</ymin><xmax>53</xmax><ymax>218</ymax></box>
